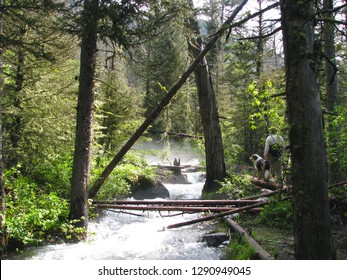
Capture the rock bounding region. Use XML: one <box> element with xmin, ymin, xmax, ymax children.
<box><xmin>203</xmin><ymin>232</ymin><xmax>229</xmax><ymax>247</ymax></box>
<box><xmin>155</xmin><ymin>168</ymin><xmax>190</xmax><ymax>184</ymax></box>
<box><xmin>131</xmin><ymin>176</ymin><xmax>170</xmax><ymax>200</ymax></box>
<box><xmin>6</xmin><ymin>237</ymin><xmax>25</xmax><ymax>253</ymax></box>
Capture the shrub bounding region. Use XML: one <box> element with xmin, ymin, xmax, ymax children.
<box><xmin>91</xmin><ymin>152</ymin><xmax>157</xmax><ymax>200</ymax></box>
<box><xmin>258</xmin><ymin>200</ymin><xmax>293</xmax><ymax>230</ymax></box>
<box><xmin>5</xmin><ymin>168</ymin><xmax>70</xmax><ymax>246</ymax></box>
<box><xmin>25</xmin><ymin>153</ymin><xmax>73</xmax><ymax>198</ymax></box>
<box><xmin>217</xmin><ymin>174</ymin><xmax>256</xmax><ymax>199</ymax></box>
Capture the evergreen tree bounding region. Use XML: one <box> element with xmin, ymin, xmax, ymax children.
<box><xmin>69</xmin><ymin>0</ymin><xmax>99</xmax><ymax>235</ymax></box>
<box><xmin>0</xmin><ymin>0</ymin><xmax>5</xmax><ymax>254</ymax></box>
<box><xmin>187</xmin><ymin>0</ymin><xmax>227</xmax><ymax>194</ymax></box>
<box><xmin>280</xmin><ymin>0</ymin><xmax>335</xmax><ymax>259</ymax></box>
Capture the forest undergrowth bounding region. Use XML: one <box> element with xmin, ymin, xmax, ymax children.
<box><xmin>218</xmin><ymin>170</ymin><xmax>347</xmax><ymax>260</ymax></box>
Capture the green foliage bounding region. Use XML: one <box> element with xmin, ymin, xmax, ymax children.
<box><xmin>139</xmin><ymin>18</ymin><xmax>191</xmax><ymax>133</ymax></box>
<box><xmin>325</xmin><ymin>105</ymin><xmax>347</xmax><ymax>176</ymax></box>
<box><xmin>220</xmin><ymin>36</ymin><xmax>287</xmax><ymax>164</ymax></box>
<box><xmin>26</xmin><ymin>152</ymin><xmax>73</xmax><ymax>198</ymax></box>
<box><xmin>91</xmin><ymin>153</ymin><xmax>157</xmax><ymax>200</ymax></box>
<box><xmin>226</xmin><ymin>236</ymin><xmax>258</xmax><ymax>260</ymax></box>
<box><xmin>248</xmin><ymin>80</ymin><xmax>286</xmax><ymax>133</ymax></box>
<box><xmin>95</xmin><ymin>61</ymin><xmax>145</xmax><ymax>152</ymax></box>
<box><xmin>2</xmin><ymin>37</ymin><xmax>79</xmax><ymax>168</ymax></box>
<box><xmin>258</xmin><ymin>200</ymin><xmax>293</xmax><ymax>230</ymax></box>
<box><xmin>5</xmin><ymin>167</ymin><xmax>70</xmax><ymax>246</ymax></box>
<box><xmin>217</xmin><ymin>174</ymin><xmax>255</xmax><ymax>199</ymax></box>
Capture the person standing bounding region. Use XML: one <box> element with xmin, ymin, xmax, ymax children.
<box><xmin>264</xmin><ymin>128</ymin><xmax>285</xmax><ymax>180</ymax></box>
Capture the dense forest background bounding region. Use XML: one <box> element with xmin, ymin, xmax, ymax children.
<box><xmin>0</xmin><ymin>0</ymin><xmax>346</xmax><ymax>259</ymax></box>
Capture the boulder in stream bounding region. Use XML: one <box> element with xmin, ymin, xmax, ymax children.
<box><xmin>131</xmin><ymin>175</ymin><xmax>170</xmax><ymax>200</ymax></box>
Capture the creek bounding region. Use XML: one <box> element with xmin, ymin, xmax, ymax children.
<box><xmin>9</xmin><ymin>172</ymin><xmax>223</xmax><ymax>260</ymax></box>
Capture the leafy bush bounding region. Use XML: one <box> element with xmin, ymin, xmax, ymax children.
<box><xmin>217</xmin><ymin>174</ymin><xmax>256</xmax><ymax>199</ymax></box>
<box><xmin>5</xmin><ymin>168</ymin><xmax>70</xmax><ymax>246</ymax></box>
<box><xmin>91</xmin><ymin>152</ymin><xmax>157</xmax><ymax>200</ymax></box>
<box><xmin>258</xmin><ymin>200</ymin><xmax>293</xmax><ymax>230</ymax></box>
<box><xmin>27</xmin><ymin>153</ymin><xmax>73</xmax><ymax>198</ymax></box>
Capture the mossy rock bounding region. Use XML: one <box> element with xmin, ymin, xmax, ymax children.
<box><xmin>131</xmin><ymin>175</ymin><xmax>170</xmax><ymax>200</ymax></box>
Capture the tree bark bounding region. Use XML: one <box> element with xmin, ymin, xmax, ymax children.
<box><xmin>0</xmin><ymin>2</ymin><xmax>6</xmax><ymax>254</ymax></box>
<box><xmin>323</xmin><ymin>0</ymin><xmax>344</xmax><ymax>184</ymax></box>
<box><xmin>186</xmin><ymin>0</ymin><xmax>227</xmax><ymax>194</ymax></box>
<box><xmin>88</xmin><ymin>0</ymin><xmax>249</xmax><ymax>198</ymax></box>
<box><xmin>69</xmin><ymin>0</ymin><xmax>99</xmax><ymax>233</ymax></box>
<box><xmin>280</xmin><ymin>0</ymin><xmax>335</xmax><ymax>259</ymax></box>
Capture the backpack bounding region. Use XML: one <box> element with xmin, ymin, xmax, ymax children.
<box><xmin>269</xmin><ymin>143</ymin><xmax>282</xmax><ymax>157</ymax></box>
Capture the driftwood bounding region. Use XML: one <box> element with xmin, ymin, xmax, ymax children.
<box><xmin>224</xmin><ymin>218</ymin><xmax>273</xmax><ymax>260</ymax></box>
<box><xmin>165</xmin><ymin>200</ymin><xmax>268</xmax><ymax>230</ymax></box>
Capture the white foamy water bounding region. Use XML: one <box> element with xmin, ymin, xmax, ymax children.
<box><xmin>14</xmin><ymin>173</ymin><xmax>221</xmax><ymax>260</ymax></box>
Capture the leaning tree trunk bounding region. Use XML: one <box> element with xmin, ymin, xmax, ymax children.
<box><xmin>69</xmin><ymin>0</ymin><xmax>99</xmax><ymax>234</ymax></box>
<box><xmin>280</xmin><ymin>0</ymin><xmax>335</xmax><ymax>259</ymax></box>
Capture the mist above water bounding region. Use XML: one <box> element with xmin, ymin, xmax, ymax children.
<box><xmin>133</xmin><ymin>139</ymin><xmax>202</xmax><ymax>166</ymax></box>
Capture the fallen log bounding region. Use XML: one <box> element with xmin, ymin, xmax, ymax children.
<box><xmin>246</xmin><ymin>208</ymin><xmax>263</xmax><ymax>215</ymax></box>
<box><xmin>224</xmin><ymin>218</ymin><xmax>273</xmax><ymax>260</ymax></box>
<box><xmin>165</xmin><ymin>200</ymin><xmax>268</xmax><ymax>230</ymax></box>
<box><xmin>147</xmin><ymin>129</ymin><xmax>203</xmax><ymax>139</ymax></box>
<box><xmin>328</xmin><ymin>180</ymin><xmax>347</xmax><ymax>189</ymax></box>
<box><xmin>250</xmin><ymin>178</ymin><xmax>279</xmax><ymax>191</ymax></box>
<box><xmin>97</xmin><ymin>204</ymin><xmax>262</xmax><ymax>215</ymax></box>
<box><xmin>241</xmin><ymin>189</ymin><xmax>288</xmax><ymax>200</ymax></box>
<box><xmin>96</xmin><ymin>204</ymin><xmax>237</xmax><ymax>212</ymax></box>
<box><xmin>93</xmin><ymin>199</ymin><xmax>260</xmax><ymax>206</ymax></box>
<box><xmin>152</xmin><ymin>165</ymin><xmax>191</xmax><ymax>170</ymax></box>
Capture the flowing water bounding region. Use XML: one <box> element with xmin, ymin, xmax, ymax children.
<box><xmin>9</xmin><ymin>172</ymin><xmax>222</xmax><ymax>260</ymax></box>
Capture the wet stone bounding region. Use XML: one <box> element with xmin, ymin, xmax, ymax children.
<box><xmin>203</xmin><ymin>232</ymin><xmax>229</xmax><ymax>247</ymax></box>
